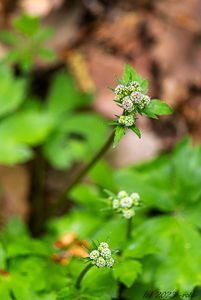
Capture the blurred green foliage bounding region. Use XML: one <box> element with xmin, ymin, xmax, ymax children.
<box><xmin>1</xmin><ymin>139</ymin><xmax>201</xmax><ymax>299</ymax></box>
<box><xmin>0</xmin><ymin>64</ymin><xmax>108</xmax><ymax>166</ymax></box>
<box><xmin>0</xmin><ymin>14</ymin><xmax>56</xmax><ymax>71</ymax></box>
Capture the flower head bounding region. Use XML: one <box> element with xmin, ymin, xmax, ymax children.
<box><xmin>120</xmin><ymin>197</ymin><xmax>133</xmax><ymax>208</ymax></box>
<box><xmin>109</xmin><ymin>190</ymin><xmax>141</xmax><ymax>219</ymax></box>
<box><xmin>101</xmin><ymin>247</ymin><xmax>111</xmax><ymax>259</ymax></box>
<box><xmin>119</xmin><ymin>115</ymin><xmax>135</xmax><ymax>127</ymax></box>
<box><xmin>89</xmin><ymin>242</ymin><xmax>115</xmax><ymax>269</ymax></box>
<box><xmin>122</xmin><ymin>97</ymin><xmax>134</xmax><ymax>112</ymax></box>
<box><xmin>114</xmin><ymin>84</ymin><xmax>130</xmax><ymax>99</ymax></box>
<box><xmin>130</xmin><ymin>91</ymin><xmax>144</xmax><ymax>104</ymax></box>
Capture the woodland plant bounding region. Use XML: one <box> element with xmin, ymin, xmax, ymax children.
<box><xmin>3</xmin><ymin>13</ymin><xmax>201</xmax><ymax>300</ymax></box>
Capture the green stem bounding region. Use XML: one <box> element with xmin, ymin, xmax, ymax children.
<box><xmin>127</xmin><ymin>218</ymin><xmax>132</xmax><ymax>240</ymax></box>
<box><xmin>76</xmin><ymin>264</ymin><xmax>93</xmax><ymax>289</ymax></box>
<box><xmin>52</xmin><ymin>130</ymin><xmax>115</xmax><ymax>214</ymax></box>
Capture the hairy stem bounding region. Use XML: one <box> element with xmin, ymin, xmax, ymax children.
<box><xmin>52</xmin><ymin>130</ymin><xmax>115</xmax><ymax>214</ymax></box>
<box><xmin>76</xmin><ymin>264</ymin><xmax>93</xmax><ymax>289</ymax></box>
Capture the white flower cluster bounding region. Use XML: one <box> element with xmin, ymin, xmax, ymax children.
<box><xmin>114</xmin><ymin>81</ymin><xmax>151</xmax><ymax>127</ymax></box>
<box><xmin>89</xmin><ymin>242</ymin><xmax>115</xmax><ymax>268</ymax></box>
<box><xmin>111</xmin><ymin>190</ymin><xmax>140</xmax><ymax>219</ymax></box>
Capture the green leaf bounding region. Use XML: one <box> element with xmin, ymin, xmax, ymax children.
<box><xmin>43</xmin><ymin>113</ymin><xmax>108</xmax><ymax>169</ymax></box>
<box><xmin>140</xmin><ymin>79</ymin><xmax>149</xmax><ymax>93</ymax></box>
<box><xmin>122</xmin><ymin>64</ymin><xmax>142</xmax><ymax>84</ymax></box>
<box><xmin>0</xmin><ymin>243</ymin><xmax>6</xmax><ymax>268</ymax></box>
<box><xmin>0</xmin><ymin>284</ymin><xmax>11</xmax><ymax>300</ymax></box>
<box><xmin>0</xmin><ymin>65</ymin><xmax>26</xmax><ymax>117</ymax></box>
<box><xmin>0</xmin><ymin>141</ymin><xmax>33</xmax><ymax>165</ymax></box>
<box><xmin>113</xmin><ymin>126</ymin><xmax>126</xmax><ymax>147</ymax></box>
<box><xmin>47</xmin><ymin>72</ymin><xmax>92</xmax><ymax>115</ymax></box>
<box><xmin>13</xmin><ymin>14</ymin><xmax>40</xmax><ymax>36</ymax></box>
<box><xmin>39</xmin><ymin>48</ymin><xmax>56</xmax><ymax>61</ymax></box>
<box><xmin>130</xmin><ymin>125</ymin><xmax>141</xmax><ymax>138</ymax></box>
<box><xmin>130</xmin><ymin>216</ymin><xmax>201</xmax><ymax>294</ymax></box>
<box><xmin>144</xmin><ymin>99</ymin><xmax>173</xmax><ymax>118</ymax></box>
<box><xmin>0</xmin><ymin>30</ymin><xmax>20</xmax><ymax>45</ymax></box>
<box><xmin>82</xmin><ymin>268</ymin><xmax>118</xmax><ymax>300</ymax></box>
<box><xmin>0</xmin><ymin>110</ymin><xmax>54</xmax><ymax>145</ymax></box>
<box><xmin>113</xmin><ymin>259</ymin><xmax>142</xmax><ymax>288</ymax></box>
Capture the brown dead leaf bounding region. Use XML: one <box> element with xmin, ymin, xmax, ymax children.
<box><xmin>54</xmin><ymin>232</ymin><xmax>77</xmax><ymax>249</ymax></box>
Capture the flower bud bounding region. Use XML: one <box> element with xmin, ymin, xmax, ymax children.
<box><xmin>122</xmin><ymin>208</ymin><xmax>135</xmax><ymax>219</ymax></box>
<box><xmin>130</xmin><ymin>193</ymin><xmax>140</xmax><ymax>205</ymax></box>
<box><xmin>118</xmin><ymin>191</ymin><xmax>128</xmax><ymax>199</ymax></box>
<box><xmin>112</xmin><ymin>199</ymin><xmax>120</xmax><ymax>209</ymax></box>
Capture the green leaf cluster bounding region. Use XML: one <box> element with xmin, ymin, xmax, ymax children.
<box><xmin>0</xmin><ymin>65</ymin><xmax>107</xmax><ymax>166</ymax></box>
<box><xmin>0</xmin><ymin>14</ymin><xmax>55</xmax><ymax>71</ymax></box>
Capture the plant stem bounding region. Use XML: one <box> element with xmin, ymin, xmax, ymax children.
<box><xmin>76</xmin><ymin>263</ymin><xmax>93</xmax><ymax>289</ymax></box>
<box><xmin>52</xmin><ymin>130</ymin><xmax>115</xmax><ymax>214</ymax></box>
<box><xmin>30</xmin><ymin>148</ymin><xmax>46</xmax><ymax>236</ymax></box>
<box><xmin>127</xmin><ymin>218</ymin><xmax>132</xmax><ymax>240</ymax></box>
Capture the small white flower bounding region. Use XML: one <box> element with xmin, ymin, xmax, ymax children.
<box><xmin>118</xmin><ymin>191</ymin><xmax>128</xmax><ymax>199</ymax></box>
<box><xmin>112</xmin><ymin>199</ymin><xmax>120</xmax><ymax>209</ymax></box>
<box><xmin>89</xmin><ymin>250</ymin><xmax>100</xmax><ymax>260</ymax></box>
<box><xmin>122</xmin><ymin>96</ymin><xmax>134</xmax><ymax>112</ymax></box>
<box><xmin>106</xmin><ymin>257</ymin><xmax>115</xmax><ymax>268</ymax></box>
<box><xmin>120</xmin><ymin>197</ymin><xmax>133</xmax><ymax>208</ymax></box>
<box><xmin>96</xmin><ymin>257</ymin><xmax>106</xmax><ymax>268</ymax></box>
<box><xmin>130</xmin><ymin>91</ymin><xmax>144</xmax><ymax>104</ymax></box>
<box><xmin>101</xmin><ymin>248</ymin><xmax>111</xmax><ymax>259</ymax></box>
<box><xmin>122</xmin><ymin>208</ymin><xmax>135</xmax><ymax>219</ymax></box>
<box><xmin>130</xmin><ymin>193</ymin><xmax>140</xmax><ymax>205</ymax></box>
